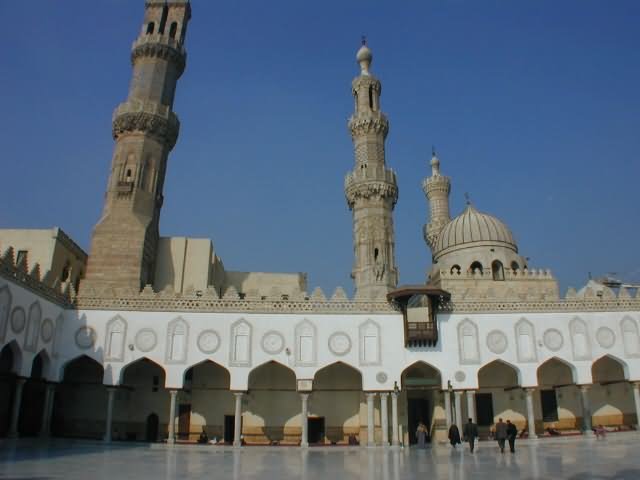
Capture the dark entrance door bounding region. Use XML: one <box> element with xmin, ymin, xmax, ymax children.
<box><xmin>146</xmin><ymin>413</ymin><xmax>159</xmax><ymax>442</ymax></box>
<box><xmin>224</xmin><ymin>415</ymin><xmax>235</xmax><ymax>444</ymax></box>
<box><xmin>475</xmin><ymin>393</ymin><xmax>494</xmax><ymax>426</ymax></box>
<box><xmin>178</xmin><ymin>404</ymin><xmax>191</xmax><ymax>440</ymax></box>
<box><xmin>540</xmin><ymin>389</ymin><xmax>559</xmax><ymax>422</ymax></box>
<box><xmin>407</xmin><ymin>397</ymin><xmax>430</xmax><ymax>444</ymax></box>
<box><xmin>308</xmin><ymin>417</ymin><xmax>324</xmax><ymax>444</ymax></box>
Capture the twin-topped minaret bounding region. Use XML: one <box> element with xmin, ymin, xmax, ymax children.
<box><xmin>422</xmin><ymin>150</ymin><xmax>451</xmax><ymax>254</ymax></box>
<box><xmin>83</xmin><ymin>1</ymin><xmax>191</xmax><ymax>293</ymax></box>
<box><xmin>345</xmin><ymin>41</ymin><xmax>399</xmax><ymax>299</ymax></box>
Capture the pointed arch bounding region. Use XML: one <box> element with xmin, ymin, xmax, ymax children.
<box><xmin>248</xmin><ymin>360</ymin><xmax>296</xmax><ymax>390</ymax></box>
<box><xmin>620</xmin><ymin>316</ymin><xmax>640</xmax><ymax>358</ymax></box>
<box><xmin>537</xmin><ymin>356</ymin><xmax>577</xmax><ymax>386</ymax></box>
<box><xmin>478</xmin><ymin>359</ymin><xmax>521</xmax><ymax>387</ymax></box>
<box><xmin>120</xmin><ymin>356</ymin><xmax>166</xmax><ymax>387</ymax></box>
<box><xmin>229</xmin><ymin>318</ymin><xmax>252</xmax><ymax>367</ymax></box>
<box><xmin>165</xmin><ymin>317</ymin><xmax>189</xmax><ymax>364</ymax></box>
<box><xmin>61</xmin><ymin>354</ymin><xmax>104</xmax><ymax>384</ymax></box>
<box><xmin>570</xmin><ymin>317</ymin><xmax>591</xmax><ymax>360</ymax></box>
<box><xmin>0</xmin><ymin>284</ymin><xmax>12</xmax><ymax>342</ymax></box>
<box><xmin>295</xmin><ymin>319</ymin><xmax>317</xmax><ymax>366</ymax></box>
<box><xmin>313</xmin><ymin>361</ymin><xmax>363</xmax><ymax>390</ymax></box>
<box><xmin>31</xmin><ymin>349</ymin><xmax>51</xmax><ymax>380</ymax></box>
<box><xmin>0</xmin><ymin>340</ymin><xmax>22</xmax><ymax>375</ymax></box>
<box><xmin>104</xmin><ymin>315</ymin><xmax>127</xmax><ymax>362</ymax></box>
<box><xmin>182</xmin><ymin>359</ymin><xmax>230</xmax><ymax>389</ymax></box>
<box><xmin>592</xmin><ymin>354</ymin><xmax>629</xmax><ymax>383</ymax></box>
<box><xmin>401</xmin><ymin>361</ymin><xmax>443</xmax><ymax>389</ymax></box>
<box><xmin>458</xmin><ymin>318</ymin><xmax>480</xmax><ymax>364</ymax></box>
<box><xmin>359</xmin><ymin>319</ymin><xmax>381</xmax><ymax>366</ymax></box>
<box><xmin>515</xmin><ymin>317</ymin><xmax>537</xmax><ymax>362</ymax></box>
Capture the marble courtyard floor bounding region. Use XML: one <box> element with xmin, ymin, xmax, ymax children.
<box><xmin>1</xmin><ymin>435</ymin><xmax>640</xmax><ymax>480</ymax></box>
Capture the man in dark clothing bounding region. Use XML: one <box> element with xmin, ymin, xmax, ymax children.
<box><xmin>463</xmin><ymin>418</ymin><xmax>478</xmax><ymax>453</ymax></box>
<box><xmin>495</xmin><ymin>418</ymin><xmax>507</xmax><ymax>453</ymax></box>
<box><xmin>506</xmin><ymin>420</ymin><xmax>518</xmax><ymax>453</ymax></box>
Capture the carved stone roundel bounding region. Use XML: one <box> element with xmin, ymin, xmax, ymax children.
<box><xmin>135</xmin><ymin>329</ymin><xmax>158</xmax><ymax>353</ymax></box>
<box><xmin>543</xmin><ymin>329</ymin><xmax>564</xmax><ymax>352</ymax></box>
<box><xmin>40</xmin><ymin>318</ymin><xmax>54</xmax><ymax>343</ymax></box>
<box><xmin>261</xmin><ymin>331</ymin><xmax>285</xmax><ymax>355</ymax></box>
<box><xmin>376</xmin><ymin>372</ymin><xmax>388</xmax><ymax>384</ymax></box>
<box><xmin>197</xmin><ymin>330</ymin><xmax>221</xmax><ymax>354</ymax></box>
<box><xmin>454</xmin><ymin>371</ymin><xmax>466</xmax><ymax>382</ymax></box>
<box><xmin>75</xmin><ymin>327</ymin><xmax>96</xmax><ymax>350</ymax></box>
<box><xmin>328</xmin><ymin>332</ymin><xmax>352</xmax><ymax>356</ymax></box>
<box><xmin>10</xmin><ymin>307</ymin><xmax>25</xmax><ymax>334</ymax></box>
<box><xmin>596</xmin><ymin>327</ymin><xmax>616</xmax><ymax>349</ymax></box>
<box><xmin>486</xmin><ymin>330</ymin><xmax>508</xmax><ymax>354</ymax></box>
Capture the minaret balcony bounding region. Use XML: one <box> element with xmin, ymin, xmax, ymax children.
<box><xmin>112</xmin><ymin>101</ymin><xmax>180</xmax><ymax>149</ymax></box>
<box><xmin>131</xmin><ymin>34</ymin><xmax>187</xmax><ymax>75</ymax></box>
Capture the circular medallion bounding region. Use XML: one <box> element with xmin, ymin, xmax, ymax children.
<box><xmin>261</xmin><ymin>331</ymin><xmax>285</xmax><ymax>355</ymax></box>
<box><xmin>486</xmin><ymin>330</ymin><xmax>508</xmax><ymax>354</ymax></box>
<box><xmin>454</xmin><ymin>371</ymin><xmax>466</xmax><ymax>382</ymax></box>
<box><xmin>41</xmin><ymin>318</ymin><xmax>54</xmax><ymax>343</ymax></box>
<box><xmin>376</xmin><ymin>372</ymin><xmax>388</xmax><ymax>384</ymax></box>
<box><xmin>197</xmin><ymin>330</ymin><xmax>221</xmax><ymax>354</ymax></box>
<box><xmin>135</xmin><ymin>328</ymin><xmax>157</xmax><ymax>353</ymax></box>
<box><xmin>10</xmin><ymin>307</ymin><xmax>26</xmax><ymax>333</ymax></box>
<box><xmin>596</xmin><ymin>327</ymin><xmax>615</xmax><ymax>349</ymax></box>
<box><xmin>543</xmin><ymin>329</ymin><xmax>564</xmax><ymax>352</ymax></box>
<box><xmin>328</xmin><ymin>332</ymin><xmax>352</xmax><ymax>356</ymax></box>
<box><xmin>75</xmin><ymin>326</ymin><xmax>96</xmax><ymax>349</ymax></box>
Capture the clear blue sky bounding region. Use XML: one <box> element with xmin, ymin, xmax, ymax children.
<box><xmin>1</xmin><ymin>0</ymin><xmax>639</xmax><ymax>296</ymax></box>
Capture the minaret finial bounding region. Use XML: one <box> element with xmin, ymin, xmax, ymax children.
<box><xmin>356</xmin><ymin>37</ymin><xmax>373</xmax><ymax>74</ymax></box>
<box><xmin>430</xmin><ymin>147</ymin><xmax>440</xmax><ymax>176</ymax></box>
<box><xmin>432</xmin><ymin>145</ymin><xmax>436</xmax><ymax>157</ymax></box>
<box><xmin>465</xmin><ymin>192</ymin><xmax>472</xmax><ymax>205</ymax></box>
<box><xmin>361</xmin><ymin>35</ymin><xmax>367</xmax><ymax>46</ymax></box>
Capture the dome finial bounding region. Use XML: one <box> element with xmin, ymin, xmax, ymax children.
<box><xmin>356</xmin><ymin>36</ymin><xmax>373</xmax><ymax>75</ymax></box>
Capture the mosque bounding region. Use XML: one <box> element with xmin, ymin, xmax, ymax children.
<box><xmin>1</xmin><ymin>0</ymin><xmax>639</xmax><ymax>447</ymax></box>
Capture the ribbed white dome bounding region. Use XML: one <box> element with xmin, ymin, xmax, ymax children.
<box><xmin>434</xmin><ymin>204</ymin><xmax>517</xmax><ymax>257</ymax></box>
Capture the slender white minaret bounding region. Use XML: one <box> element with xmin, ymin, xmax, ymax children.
<box><xmin>422</xmin><ymin>149</ymin><xmax>451</xmax><ymax>254</ymax></box>
<box><xmin>345</xmin><ymin>39</ymin><xmax>399</xmax><ymax>299</ymax></box>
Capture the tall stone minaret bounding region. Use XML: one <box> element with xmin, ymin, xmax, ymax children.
<box><xmin>82</xmin><ymin>0</ymin><xmax>191</xmax><ymax>294</ymax></box>
<box><xmin>345</xmin><ymin>40</ymin><xmax>399</xmax><ymax>299</ymax></box>
<box><xmin>422</xmin><ymin>150</ymin><xmax>451</xmax><ymax>254</ymax></box>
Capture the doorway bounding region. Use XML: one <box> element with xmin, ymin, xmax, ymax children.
<box><xmin>407</xmin><ymin>397</ymin><xmax>430</xmax><ymax>444</ymax></box>
<box><xmin>146</xmin><ymin>413</ymin><xmax>159</xmax><ymax>442</ymax></box>
<box><xmin>475</xmin><ymin>393</ymin><xmax>494</xmax><ymax>426</ymax></box>
<box><xmin>178</xmin><ymin>403</ymin><xmax>191</xmax><ymax>440</ymax></box>
<box><xmin>308</xmin><ymin>417</ymin><xmax>324</xmax><ymax>444</ymax></box>
<box><xmin>224</xmin><ymin>415</ymin><xmax>237</xmax><ymax>444</ymax></box>
<box><xmin>540</xmin><ymin>389</ymin><xmax>559</xmax><ymax>422</ymax></box>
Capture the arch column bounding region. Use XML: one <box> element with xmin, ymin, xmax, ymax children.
<box><xmin>524</xmin><ymin>388</ymin><xmax>538</xmax><ymax>439</ymax></box>
<box><xmin>454</xmin><ymin>390</ymin><xmax>463</xmax><ymax>432</ymax></box>
<box><xmin>39</xmin><ymin>383</ymin><xmax>56</xmax><ymax>437</ymax></box>
<box><xmin>103</xmin><ymin>387</ymin><xmax>117</xmax><ymax>442</ymax></box>
<box><xmin>632</xmin><ymin>383</ymin><xmax>640</xmax><ymax>429</ymax></box>
<box><xmin>380</xmin><ymin>392</ymin><xmax>389</xmax><ymax>446</ymax></box>
<box><xmin>233</xmin><ymin>392</ymin><xmax>244</xmax><ymax>447</ymax></box>
<box><xmin>391</xmin><ymin>391</ymin><xmax>399</xmax><ymax>446</ymax></box>
<box><xmin>465</xmin><ymin>390</ymin><xmax>476</xmax><ymax>423</ymax></box>
<box><xmin>300</xmin><ymin>393</ymin><xmax>309</xmax><ymax>447</ymax></box>
<box><xmin>8</xmin><ymin>378</ymin><xmax>26</xmax><ymax>438</ymax></box>
<box><xmin>365</xmin><ymin>392</ymin><xmax>376</xmax><ymax>446</ymax></box>
<box><xmin>167</xmin><ymin>389</ymin><xmax>178</xmax><ymax>444</ymax></box>
<box><xmin>579</xmin><ymin>385</ymin><xmax>594</xmax><ymax>436</ymax></box>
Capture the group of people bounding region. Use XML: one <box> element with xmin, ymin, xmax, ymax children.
<box><xmin>446</xmin><ymin>418</ymin><xmax>518</xmax><ymax>453</ymax></box>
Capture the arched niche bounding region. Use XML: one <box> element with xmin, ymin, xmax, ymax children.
<box><xmin>458</xmin><ymin>319</ymin><xmax>480</xmax><ymax>364</ymax></box>
<box><xmin>165</xmin><ymin>317</ymin><xmax>189</xmax><ymax>364</ymax></box>
<box><xmin>294</xmin><ymin>319</ymin><xmax>317</xmax><ymax>366</ymax></box>
<box><xmin>105</xmin><ymin>315</ymin><xmax>127</xmax><ymax>362</ymax></box>
<box><xmin>24</xmin><ymin>302</ymin><xmax>42</xmax><ymax>353</ymax></box>
<box><xmin>229</xmin><ymin>319</ymin><xmax>252</xmax><ymax>367</ymax></box>
<box><xmin>570</xmin><ymin>317</ymin><xmax>592</xmax><ymax>360</ymax></box>
<box><xmin>359</xmin><ymin>319</ymin><xmax>381</xmax><ymax>366</ymax></box>
<box><xmin>0</xmin><ymin>284</ymin><xmax>12</xmax><ymax>342</ymax></box>
<box><xmin>515</xmin><ymin>318</ymin><xmax>537</xmax><ymax>362</ymax></box>
<box><xmin>621</xmin><ymin>317</ymin><xmax>640</xmax><ymax>358</ymax></box>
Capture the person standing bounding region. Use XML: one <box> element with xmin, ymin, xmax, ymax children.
<box><xmin>506</xmin><ymin>420</ymin><xmax>517</xmax><ymax>453</ymax></box>
<box><xmin>495</xmin><ymin>418</ymin><xmax>507</xmax><ymax>453</ymax></box>
<box><xmin>448</xmin><ymin>423</ymin><xmax>461</xmax><ymax>449</ymax></box>
<box><xmin>416</xmin><ymin>421</ymin><xmax>428</xmax><ymax>449</ymax></box>
<box><xmin>463</xmin><ymin>418</ymin><xmax>478</xmax><ymax>453</ymax></box>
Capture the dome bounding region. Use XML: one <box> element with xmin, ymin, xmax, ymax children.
<box><xmin>434</xmin><ymin>204</ymin><xmax>517</xmax><ymax>259</ymax></box>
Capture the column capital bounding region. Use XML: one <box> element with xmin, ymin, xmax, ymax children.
<box><xmin>524</xmin><ymin>387</ymin><xmax>536</xmax><ymax>394</ymax></box>
<box><xmin>233</xmin><ymin>391</ymin><xmax>246</xmax><ymax>398</ymax></box>
<box><xmin>106</xmin><ymin>386</ymin><xmax>119</xmax><ymax>393</ymax></box>
<box><xmin>300</xmin><ymin>392</ymin><xmax>309</xmax><ymax>400</ymax></box>
<box><xmin>453</xmin><ymin>390</ymin><xmax>463</xmax><ymax>397</ymax></box>
<box><xmin>579</xmin><ymin>384</ymin><xmax>592</xmax><ymax>392</ymax></box>
<box><xmin>631</xmin><ymin>381</ymin><xmax>640</xmax><ymax>388</ymax></box>
<box><xmin>15</xmin><ymin>377</ymin><xmax>27</xmax><ymax>385</ymax></box>
<box><xmin>379</xmin><ymin>391</ymin><xmax>390</xmax><ymax>398</ymax></box>
<box><xmin>365</xmin><ymin>392</ymin><xmax>377</xmax><ymax>399</ymax></box>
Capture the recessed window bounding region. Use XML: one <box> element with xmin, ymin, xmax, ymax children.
<box><xmin>16</xmin><ymin>250</ymin><xmax>28</xmax><ymax>267</ymax></box>
<box><xmin>450</xmin><ymin>265</ymin><xmax>461</xmax><ymax>275</ymax></box>
<box><xmin>469</xmin><ymin>261</ymin><xmax>483</xmax><ymax>274</ymax></box>
<box><xmin>491</xmin><ymin>260</ymin><xmax>505</xmax><ymax>281</ymax></box>
<box><xmin>511</xmin><ymin>261</ymin><xmax>520</xmax><ymax>272</ymax></box>
<box><xmin>146</xmin><ymin>22</ymin><xmax>155</xmax><ymax>34</ymax></box>
<box><xmin>169</xmin><ymin>22</ymin><xmax>178</xmax><ymax>39</ymax></box>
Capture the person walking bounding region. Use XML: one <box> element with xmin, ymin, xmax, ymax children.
<box><xmin>448</xmin><ymin>423</ymin><xmax>461</xmax><ymax>449</ymax></box>
<box><xmin>463</xmin><ymin>418</ymin><xmax>478</xmax><ymax>453</ymax></box>
<box><xmin>416</xmin><ymin>421</ymin><xmax>428</xmax><ymax>449</ymax></box>
<box><xmin>506</xmin><ymin>420</ymin><xmax>517</xmax><ymax>453</ymax></box>
<box><xmin>495</xmin><ymin>418</ymin><xmax>507</xmax><ymax>453</ymax></box>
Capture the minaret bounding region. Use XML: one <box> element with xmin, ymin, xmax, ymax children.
<box><xmin>82</xmin><ymin>0</ymin><xmax>191</xmax><ymax>294</ymax></box>
<box><xmin>345</xmin><ymin>40</ymin><xmax>399</xmax><ymax>299</ymax></box>
<box><xmin>422</xmin><ymin>149</ymin><xmax>451</xmax><ymax>254</ymax></box>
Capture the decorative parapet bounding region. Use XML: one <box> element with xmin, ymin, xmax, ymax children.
<box><xmin>437</xmin><ymin>267</ymin><xmax>555</xmax><ymax>281</ymax></box>
<box><xmin>348</xmin><ymin>112</ymin><xmax>389</xmax><ymax>137</ymax></box>
<box><xmin>131</xmin><ymin>34</ymin><xmax>186</xmax><ymax>76</ymax></box>
<box><xmin>112</xmin><ymin>100</ymin><xmax>180</xmax><ymax>149</ymax></box>
<box><xmin>440</xmin><ymin>296</ymin><xmax>640</xmax><ymax>314</ymax></box>
<box><xmin>345</xmin><ymin>169</ymin><xmax>398</xmax><ymax>208</ymax></box>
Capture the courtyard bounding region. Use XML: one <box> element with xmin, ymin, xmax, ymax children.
<box><xmin>1</xmin><ymin>435</ymin><xmax>639</xmax><ymax>480</ymax></box>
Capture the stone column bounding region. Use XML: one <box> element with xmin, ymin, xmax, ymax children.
<box><xmin>8</xmin><ymin>378</ymin><xmax>26</xmax><ymax>438</ymax></box>
<box><xmin>443</xmin><ymin>390</ymin><xmax>452</xmax><ymax>427</ymax></box>
<box><xmin>391</xmin><ymin>391</ymin><xmax>399</xmax><ymax>447</ymax></box>
<box><xmin>453</xmin><ymin>391</ymin><xmax>463</xmax><ymax>433</ymax></box>
<box><xmin>104</xmin><ymin>387</ymin><xmax>117</xmax><ymax>442</ymax></box>
<box><xmin>233</xmin><ymin>392</ymin><xmax>244</xmax><ymax>447</ymax></box>
<box><xmin>465</xmin><ymin>390</ymin><xmax>476</xmax><ymax>423</ymax></box>
<box><xmin>167</xmin><ymin>389</ymin><xmax>178</xmax><ymax>444</ymax></box>
<box><xmin>632</xmin><ymin>383</ymin><xmax>640</xmax><ymax>429</ymax></box>
<box><xmin>579</xmin><ymin>385</ymin><xmax>593</xmax><ymax>435</ymax></box>
<box><xmin>380</xmin><ymin>392</ymin><xmax>389</xmax><ymax>446</ymax></box>
<box><xmin>300</xmin><ymin>393</ymin><xmax>309</xmax><ymax>447</ymax></box>
<box><xmin>366</xmin><ymin>392</ymin><xmax>376</xmax><ymax>446</ymax></box>
<box><xmin>39</xmin><ymin>383</ymin><xmax>55</xmax><ymax>437</ymax></box>
<box><xmin>524</xmin><ymin>388</ymin><xmax>538</xmax><ymax>439</ymax></box>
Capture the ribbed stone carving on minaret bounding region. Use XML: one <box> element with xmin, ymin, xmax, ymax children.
<box><xmin>422</xmin><ymin>150</ymin><xmax>451</xmax><ymax>254</ymax></box>
<box><xmin>82</xmin><ymin>1</ymin><xmax>191</xmax><ymax>294</ymax></box>
<box><xmin>345</xmin><ymin>40</ymin><xmax>399</xmax><ymax>300</ymax></box>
